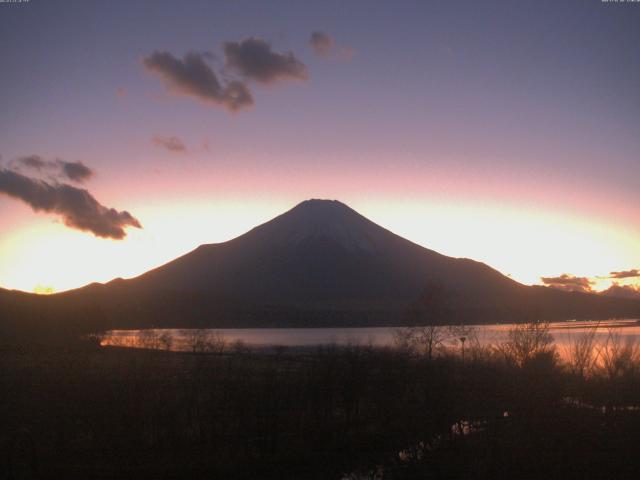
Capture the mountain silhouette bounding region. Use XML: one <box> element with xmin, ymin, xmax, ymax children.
<box><xmin>1</xmin><ymin>199</ymin><xmax>639</xmax><ymax>337</ymax></box>
<box><xmin>128</xmin><ymin>199</ymin><xmax>519</xmax><ymax>306</ymax></box>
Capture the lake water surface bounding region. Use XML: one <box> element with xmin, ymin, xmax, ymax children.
<box><xmin>102</xmin><ymin>319</ymin><xmax>640</xmax><ymax>358</ymax></box>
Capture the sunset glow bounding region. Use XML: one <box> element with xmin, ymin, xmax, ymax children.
<box><xmin>1</xmin><ymin>0</ymin><xmax>638</xmax><ymax>295</ymax></box>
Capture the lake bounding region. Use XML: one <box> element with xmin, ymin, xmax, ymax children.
<box><xmin>102</xmin><ymin>319</ymin><xmax>640</xmax><ymax>359</ymax></box>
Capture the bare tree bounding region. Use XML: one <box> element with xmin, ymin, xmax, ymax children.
<box><xmin>185</xmin><ymin>329</ymin><xmax>227</xmax><ymax>354</ymax></box>
<box><xmin>394</xmin><ymin>325</ymin><xmax>448</xmax><ymax>359</ymax></box>
<box><xmin>564</xmin><ymin>325</ymin><xmax>598</xmax><ymax>379</ymax></box>
<box><xmin>394</xmin><ymin>282</ymin><xmax>454</xmax><ymax>359</ymax></box>
<box><xmin>596</xmin><ymin>328</ymin><xmax>640</xmax><ymax>380</ymax></box>
<box><xmin>498</xmin><ymin>322</ymin><xmax>555</xmax><ymax>367</ymax></box>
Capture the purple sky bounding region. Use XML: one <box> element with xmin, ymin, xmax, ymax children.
<box><xmin>1</xmin><ymin>0</ymin><xmax>639</xmax><ymax>293</ymax></box>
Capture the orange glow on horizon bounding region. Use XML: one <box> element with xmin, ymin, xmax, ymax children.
<box><xmin>1</xmin><ymin>195</ymin><xmax>638</xmax><ymax>295</ymax></box>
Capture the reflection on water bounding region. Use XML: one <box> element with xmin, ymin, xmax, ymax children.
<box><xmin>101</xmin><ymin>319</ymin><xmax>640</xmax><ymax>360</ymax></box>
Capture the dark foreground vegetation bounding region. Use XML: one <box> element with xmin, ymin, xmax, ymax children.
<box><xmin>2</xmin><ymin>326</ymin><xmax>640</xmax><ymax>479</ymax></box>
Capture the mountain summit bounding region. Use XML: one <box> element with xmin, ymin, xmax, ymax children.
<box><xmin>2</xmin><ymin>200</ymin><xmax>638</xmax><ymax>333</ymax></box>
<box><xmin>246</xmin><ymin>199</ymin><xmax>393</xmax><ymax>252</ymax></box>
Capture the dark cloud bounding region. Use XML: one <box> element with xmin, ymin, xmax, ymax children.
<box><xmin>17</xmin><ymin>155</ymin><xmax>47</xmax><ymax>170</ymax></box>
<box><xmin>609</xmin><ymin>269</ymin><xmax>640</xmax><ymax>279</ymax></box>
<box><xmin>0</xmin><ymin>169</ymin><xmax>141</xmax><ymax>240</ymax></box>
<box><xmin>58</xmin><ymin>160</ymin><xmax>93</xmax><ymax>183</ymax></box>
<box><xmin>152</xmin><ymin>135</ymin><xmax>187</xmax><ymax>153</ymax></box>
<box><xmin>16</xmin><ymin>156</ymin><xmax>94</xmax><ymax>183</ymax></box>
<box><xmin>310</xmin><ymin>31</ymin><xmax>335</xmax><ymax>57</ymax></box>
<box><xmin>223</xmin><ymin>38</ymin><xmax>308</xmax><ymax>84</ymax></box>
<box><xmin>599</xmin><ymin>283</ymin><xmax>640</xmax><ymax>299</ymax></box>
<box><xmin>143</xmin><ymin>51</ymin><xmax>253</xmax><ymax>111</ymax></box>
<box><xmin>540</xmin><ymin>274</ymin><xmax>594</xmax><ymax>293</ymax></box>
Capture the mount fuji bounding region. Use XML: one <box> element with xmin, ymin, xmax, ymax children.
<box><xmin>2</xmin><ymin>199</ymin><xmax>638</xmax><ymax>336</ymax></box>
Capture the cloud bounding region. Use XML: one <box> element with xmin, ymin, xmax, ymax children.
<box><xmin>0</xmin><ymin>168</ymin><xmax>141</xmax><ymax>240</ymax></box>
<box><xmin>152</xmin><ymin>135</ymin><xmax>187</xmax><ymax>153</ymax></box>
<box><xmin>143</xmin><ymin>51</ymin><xmax>253</xmax><ymax>111</ymax></box>
<box><xmin>223</xmin><ymin>38</ymin><xmax>308</xmax><ymax>84</ymax></box>
<box><xmin>609</xmin><ymin>269</ymin><xmax>640</xmax><ymax>279</ymax></box>
<box><xmin>58</xmin><ymin>161</ymin><xmax>94</xmax><ymax>183</ymax></box>
<box><xmin>17</xmin><ymin>154</ymin><xmax>47</xmax><ymax>170</ymax></box>
<box><xmin>540</xmin><ymin>274</ymin><xmax>594</xmax><ymax>293</ymax></box>
<box><xmin>599</xmin><ymin>283</ymin><xmax>640</xmax><ymax>300</ymax></box>
<box><xmin>310</xmin><ymin>31</ymin><xmax>335</xmax><ymax>57</ymax></box>
<box><xmin>309</xmin><ymin>31</ymin><xmax>354</xmax><ymax>60</ymax></box>
<box><xmin>16</xmin><ymin>156</ymin><xmax>94</xmax><ymax>183</ymax></box>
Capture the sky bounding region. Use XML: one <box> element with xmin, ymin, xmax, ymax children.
<box><xmin>0</xmin><ymin>0</ymin><xmax>639</xmax><ymax>295</ymax></box>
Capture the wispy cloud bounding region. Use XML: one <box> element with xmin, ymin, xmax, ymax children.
<box><xmin>309</xmin><ymin>31</ymin><xmax>354</xmax><ymax>60</ymax></box>
<box><xmin>310</xmin><ymin>31</ymin><xmax>335</xmax><ymax>58</ymax></box>
<box><xmin>143</xmin><ymin>51</ymin><xmax>253</xmax><ymax>111</ymax></box>
<box><xmin>0</xmin><ymin>168</ymin><xmax>140</xmax><ymax>240</ymax></box>
<box><xmin>152</xmin><ymin>135</ymin><xmax>188</xmax><ymax>153</ymax></box>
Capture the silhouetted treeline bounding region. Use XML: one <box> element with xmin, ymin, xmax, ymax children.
<box><xmin>2</xmin><ymin>282</ymin><xmax>639</xmax><ymax>338</ymax></box>
<box><xmin>2</xmin><ymin>333</ymin><xmax>640</xmax><ymax>479</ymax></box>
